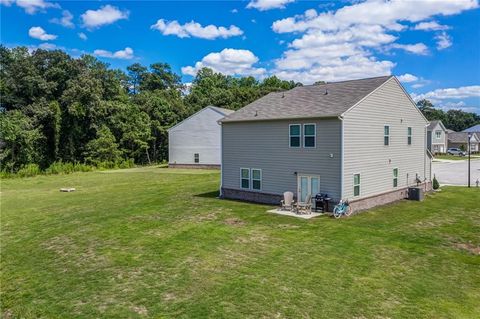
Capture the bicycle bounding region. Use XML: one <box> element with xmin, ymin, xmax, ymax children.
<box><xmin>333</xmin><ymin>199</ymin><xmax>352</xmax><ymax>218</ymax></box>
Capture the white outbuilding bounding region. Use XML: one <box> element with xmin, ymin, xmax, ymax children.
<box><xmin>168</xmin><ymin>106</ymin><xmax>234</xmax><ymax>168</ymax></box>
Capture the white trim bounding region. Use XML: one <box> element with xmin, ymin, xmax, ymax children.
<box><xmin>340</xmin><ymin>116</ymin><xmax>344</xmax><ymax>199</ymax></box>
<box><xmin>353</xmin><ymin>173</ymin><xmax>361</xmax><ymax>197</ymax></box>
<box><xmin>297</xmin><ymin>174</ymin><xmax>320</xmax><ymax>203</ymax></box>
<box><xmin>289</xmin><ymin>123</ymin><xmax>301</xmax><ymax>148</ymax></box>
<box><xmin>303</xmin><ymin>123</ymin><xmax>316</xmax><ymax>148</ymax></box>
<box><xmin>240</xmin><ymin>167</ymin><xmax>250</xmax><ymax>189</ymax></box>
<box><xmin>251</xmin><ymin>168</ymin><xmax>262</xmax><ymax>191</ymax></box>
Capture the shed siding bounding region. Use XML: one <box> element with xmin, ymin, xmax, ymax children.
<box><xmin>168</xmin><ymin>108</ymin><xmax>224</xmax><ymax>165</ymax></box>
<box><xmin>222</xmin><ymin>119</ymin><xmax>342</xmax><ymax>201</ymax></box>
<box><xmin>343</xmin><ymin>77</ymin><xmax>429</xmax><ymax>199</ymax></box>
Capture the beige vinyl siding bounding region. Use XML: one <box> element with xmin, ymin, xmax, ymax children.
<box><xmin>342</xmin><ymin>77</ymin><xmax>429</xmax><ymax>199</ymax></box>
<box><xmin>222</xmin><ymin>118</ymin><xmax>342</xmax><ymax>201</ymax></box>
<box><xmin>430</xmin><ymin>122</ymin><xmax>447</xmax><ymax>152</ymax></box>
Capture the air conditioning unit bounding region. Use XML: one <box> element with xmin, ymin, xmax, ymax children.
<box><xmin>408</xmin><ymin>187</ymin><xmax>424</xmax><ymax>201</ymax></box>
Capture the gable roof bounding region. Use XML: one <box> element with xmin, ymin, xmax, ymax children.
<box><xmin>427</xmin><ymin>120</ymin><xmax>446</xmax><ymax>131</ymax></box>
<box><xmin>220</xmin><ymin>76</ymin><xmax>393</xmax><ymax>123</ymax></box>
<box><xmin>168</xmin><ymin>105</ymin><xmax>234</xmax><ymax>132</ymax></box>
<box><xmin>448</xmin><ymin>132</ymin><xmax>480</xmax><ymax>143</ymax></box>
<box><xmin>463</xmin><ymin>124</ymin><xmax>480</xmax><ymax>133</ymax></box>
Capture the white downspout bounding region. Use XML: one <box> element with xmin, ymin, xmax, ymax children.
<box><xmin>219</xmin><ymin>122</ymin><xmax>223</xmax><ymax>198</ymax></box>
<box><xmin>339</xmin><ymin>115</ymin><xmax>344</xmax><ymax>200</ymax></box>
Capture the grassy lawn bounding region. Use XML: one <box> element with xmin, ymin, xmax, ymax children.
<box><xmin>2</xmin><ymin>167</ymin><xmax>480</xmax><ymax>318</ymax></box>
<box><xmin>434</xmin><ymin>154</ymin><xmax>479</xmax><ymax>161</ymax></box>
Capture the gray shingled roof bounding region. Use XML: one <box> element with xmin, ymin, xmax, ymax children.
<box><xmin>220</xmin><ymin>76</ymin><xmax>393</xmax><ymax>123</ymax></box>
<box><xmin>427</xmin><ymin>120</ymin><xmax>441</xmax><ymax>130</ymax></box>
<box><xmin>463</xmin><ymin>124</ymin><xmax>480</xmax><ymax>133</ymax></box>
<box><xmin>448</xmin><ymin>132</ymin><xmax>480</xmax><ymax>143</ymax></box>
<box><xmin>208</xmin><ymin>106</ymin><xmax>235</xmax><ymax>116</ymax></box>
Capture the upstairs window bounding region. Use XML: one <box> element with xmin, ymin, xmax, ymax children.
<box><xmin>393</xmin><ymin>168</ymin><xmax>398</xmax><ymax>187</ymax></box>
<box><xmin>240</xmin><ymin>168</ymin><xmax>250</xmax><ymax>189</ymax></box>
<box><xmin>353</xmin><ymin>174</ymin><xmax>361</xmax><ymax>197</ymax></box>
<box><xmin>289</xmin><ymin>124</ymin><xmax>301</xmax><ymax>147</ymax></box>
<box><xmin>384</xmin><ymin>125</ymin><xmax>390</xmax><ymax>146</ymax></box>
<box><xmin>407</xmin><ymin>127</ymin><xmax>412</xmax><ymax>145</ymax></box>
<box><xmin>303</xmin><ymin>124</ymin><xmax>316</xmax><ymax>148</ymax></box>
<box><xmin>251</xmin><ymin>169</ymin><xmax>262</xmax><ymax>190</ymax></box>
<box><xmin>194</xmin><ymin>153</ymin><xmax>199</xmax><ymax>163</ymax></box>
<box><xmin>435</xmin><ymin>130</ymin><xmax>441</xmax><ymax>139</ymax></box>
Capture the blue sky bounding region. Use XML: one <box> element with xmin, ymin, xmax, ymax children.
<box><xmin>1</xmin><ymin>0</ymin><xmax>480</xmax><ymax>113</ymax></box>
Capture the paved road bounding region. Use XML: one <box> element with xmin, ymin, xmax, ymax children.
<box><xmin>432</xmin><ymin>159</ymin><xmax>480</xmax><ymax>186</ymax></box>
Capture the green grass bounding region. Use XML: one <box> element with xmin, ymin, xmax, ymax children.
<box><xmin>434</xmin><ymin>154</ymin><xmax>478</xmax><ymax>161</ymax></box>
<box><xmin>2</xmin><ymin>167</ymin><xmax>480</xmax><ymax>318</ymax></box>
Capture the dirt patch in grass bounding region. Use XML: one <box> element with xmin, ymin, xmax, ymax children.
<box><xmin>453</xmin><ymin>242</ymin><xmax>480</xmax><ymax>255</ymax></box>
<box><xmin>224</xmin><ymin>218</ymin><xmax>245</xmax><ymax>226</ymax></box>
<box><xmin>131</xmin><ymin>305</ymin><xmax>148</xmax><ymax>316</ymax></box>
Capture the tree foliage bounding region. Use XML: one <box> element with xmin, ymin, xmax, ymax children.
<box><xmin>416</xmin><ymin>99</ymin><xmax>480</xmax><ymax>132</ymax></box>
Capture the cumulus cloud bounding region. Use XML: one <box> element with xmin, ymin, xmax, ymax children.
<box><xmin>411</xmin><ymin>86</ymin><xmax>480</xmax><ymax>103</ymax></box>
<box><xmin>50</xmin><ymin>10</ymin><xmax>74</xmax><ymax>28</ymax></box>
<box><xmin>151</xmin><ymin>19</ymin><xmax>243</xmax><ymax>39</ymax></box>
<box><xmin>2</xmin><ymin>0</ymin><xmax>60</xmax><ymax>14</ymax></box>
<box><xmin>397</xmin><ymin>73</ymin><xmax>418</xmax><ymax>83</ymax></box>
<box><xmin>247</xmin><ymin>0</ymin><xmax>295</xmax><ymax>11</ymax></box>
<box><xmin>94</xmin><ymin>47</ymin><xmax>134</xmax><ymax>59</ymax></box>
<box><xmin>78</xmin><ymin>32</ymin><xmax>87</xmax><ymax>40</ymax></box>
<box><xmin>390</xmin><ymin>43</ymin><xmax>429</xmax><ymax>55</ymax></box>
<box><xmin>435</xmin><ymin>31</ymin><xmax>452</xmax><ymax>50</ymax></box>
<box><xmin>413</xmin><ymin>21</ymin><xmax>450</xmax><ymax>31</ymax></box>
<box><xmin>28</xmin><ymin>26</ymin><xmax>57</xmax><ymax>40</ymax></box>
<box><xmin>182</xmin><ymin>48</ymin><xmax>266</xmax><ymax>77</ymax></box>
<box><xmin>81</xmin><ymin>5</ymin><xmax>129</xmax><ymax>29</ymax></box>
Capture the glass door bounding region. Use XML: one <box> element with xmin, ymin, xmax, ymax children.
<box><xmin>297</xmin><ymin>175</ymin><xmax>320</xmax><ymax>203</ymax></box>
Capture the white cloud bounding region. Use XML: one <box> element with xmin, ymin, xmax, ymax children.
<box><xmin>411</xmin><ymin>86</ymin><xmax>480</xmax><ymax>103</ymax></box>
<box><xmin>397</xmin><ymin>73</ymin><xmax>418</xmax><ymax>83</ymax></box>
<box><xmin>81</xmin><ymin>5</ymin><xmax>129</xmax><ymax>29</ymax></box>
<box><xmin>390</xmin><ymin>43</ymin><xmax>429</xmax><ymax>55</ymax></box>
<box><xmin>435</xmin><ymin>31</ymin><xmax>452</xmax><ymax>50</ymax></box>
<box><xmin>231</xmin><ymin>8</ymin><xmax>238</xmax><ymax>13</ymax></box>
<box><xmin>28</xmin><ymin>26</ymin><xmax>57</xmax><ymax>40</ymax></box>
<box><xmin>78</xmin><ymin>32</ymin><xmax>87</xmax><ymax>40</ymax></box>
<box><xmin>413</xmin><ymin>21</ymin><xmax>450</xmax><ymax>31</ymax></box>
<box><xmin>6</xmin><ymin>0</ymin><xmax>60</xmax><ymax>14</ymax></box>
<box><xmin>50</xmin><ymin>10</ymin><xmax>74</xmax><ymax>28</ymax></box>
<box><xmin>151</xmin><ymin>19</ymin><xmax>243</xmax><ymax>40</ymax></box>
<box><xmin>247</xmin><ymin>0</ymin><xmax>295</xmax><ymax>11</ymax></box>
<box><xmin>182</xmin><ymin>48</ymin><xmax>266</xmax><ymax>77</ymax></box>
<box><xmin>94</xmin><ymin>47</ymin><xmax>134</xmax><ymax>59</ymax></box>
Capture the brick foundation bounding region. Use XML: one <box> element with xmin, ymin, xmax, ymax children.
<box><xmin>168</xmin><ymin>163</ymin><xmax>220</xmax><ymax>169</ymax></box>
<box><xmin>221</xmin><ymin>188</ymin><xmax>282</xmax><ymax>205</ymax></box>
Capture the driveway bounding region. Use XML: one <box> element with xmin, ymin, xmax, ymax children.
<box><xmin>432</xmin><ymin>159</ymin><xmax>480</xmax><ymax>186</ymax></box>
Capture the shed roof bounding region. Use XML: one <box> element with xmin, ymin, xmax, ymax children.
<box><xmin>220</xmin><ymin>76</ymin><xmax>393</xmax><ymax>123</ymax></box>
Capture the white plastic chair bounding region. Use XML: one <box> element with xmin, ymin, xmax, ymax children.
<box><xmin>281</xmin><ymin>191</ymin><xmax>295</xmax><ymax>211</ymax></box>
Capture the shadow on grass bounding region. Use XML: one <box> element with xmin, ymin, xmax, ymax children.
<box><xmin>194</xmin><ymin>191</ymin><xmax>220</xmax><ymax>198</ymax></box>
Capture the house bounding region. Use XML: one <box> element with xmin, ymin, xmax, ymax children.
<box><xmin>219</xmin><ymin>76</ymin><xmax>432</xmax><ymax>212</ymax></box>
<box><xmin>462</xmin><ymin>124</ymin><xmax>480</xmax><ymax>133</ymax></box>
<box><xmin>168</xmin><ymin>106</ymin><xmax>234</xmax><ymax>168</ymax></box>
<box><xmin>448</xmin><ymin>132</ymin><xmax>480</xmax><ymax>153</ymax></box>
<box><xmin>427</xmin><ymin>120</ymin><xmax>448</xmax><ymax>154</ymax></box>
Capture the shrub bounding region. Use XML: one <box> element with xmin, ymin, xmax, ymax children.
<box><xmin>433</xmin><ymin>175</ymin><xmax>440</xmax><ymax>190</ymax></box>
<box><xmin>45</xmin><ymin>161</ymin><xmax>94</xmax><ymax>175</ymax></box>
<box><xmin>16</xmin><ymin>164</ymin><xmax>41</xmax><ymax>178</ymax></box>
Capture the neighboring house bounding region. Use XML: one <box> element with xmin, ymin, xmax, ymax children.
<box><xmin>219</xmin><ymin>76</ymin><xmax>432</xmax><ymax>212</ymax></box>
<box><xmin>463</xmin><ymin>124</ymin><xmax>480</xmax><ymax>133</ymax></box>
<box><xmin>168</xmin><ymin>106</ymin><xmax>234</xmax><ymax>168</ymax></box>
<box><xmin>448</xmin><ymin>132</ymin><xmax>480</xmax><ymax>153</ymax></box>
<box><xmin>427</xmin><ymin>120</ymin><xmax>448</xmax><ymax>154</ymax></box>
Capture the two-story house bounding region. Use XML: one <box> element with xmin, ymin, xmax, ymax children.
<box><xmin>219</xmin><ymin>76</ymin><xmax>432</xmax><ymax>212</ymax></box>
<box><xmin>427</xmin><ymin>120</ymin><xmax>448</xmax><ymax>154</ymax></box>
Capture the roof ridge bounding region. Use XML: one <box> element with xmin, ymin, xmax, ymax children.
<box><xmin>302</xmin><ymin>75</ymin><xmax>392</xmax><ymax>88</ymax></box>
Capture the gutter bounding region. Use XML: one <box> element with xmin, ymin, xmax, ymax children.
<box><xmin>338</xmin><ymin>115</ymin><xmax>344</xmax><ymax>200</ymax></box>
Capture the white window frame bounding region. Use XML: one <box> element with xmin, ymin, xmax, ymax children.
<box><xmin>303</xmin><ymin>123</ymin><xmax>316</xmax><ymax>148</ymax></box>
<box><xmin>393</xmin><ymin>168</ymin><xmax>398</xmax><ymax>188</ymax></box>
<box><xmin>353</xmin><ymin>173</ymin><xmax>361</xmax><ymax>197</ymax></box>
<box><xmin>435</xmin><ymin>130</ymin><xmax>441</xmax><ymax>139</ymax></box>
<box><xmin>240</xmin><ymin>168</ymin><xmax>250</xmax><ymax>189</ymax></box>
<box><xmin>251</xmin><ymin>168</ymin><xmax>262</xmax><ymax>191</ymax></box>
<box><xmin>289</xmin><ymin>124</ymin><xmax>301</xmax><ymax>148</ymax></box>
<box><xmin>384</xmin><ymin>125</ymin><xmax>390</xmax><ymax>146</ymax></box>
<box><xmin>407</xmin><ymin>127</ymin><xmax>412</xmax><ymax>145</ymax></box>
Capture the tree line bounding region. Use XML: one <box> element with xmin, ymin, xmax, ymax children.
<box><xmin>0</xmin><ymin>46</ymin><xmax>299</xmax><ymax>173</ymax></box>
<box><xmin>416</xmin><ymin>99</ymin><xmax>480</xmax><ymax>132</ymax></box>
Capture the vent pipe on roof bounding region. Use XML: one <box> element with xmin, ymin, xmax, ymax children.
<box><xmin>324</xmin><ymin>82</ymin><xmax>328</xmax><ymax>95</ymax></box>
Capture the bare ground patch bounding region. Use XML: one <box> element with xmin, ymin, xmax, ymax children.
<box><xmin>224</xmin><ymin>218</ymin><xmax>245</xmax><ymax>226</ymax></box>
<box><xmin>453</xmin><ymin>242</ymin><xmax>480</xmax><ymax>255</ymax></box>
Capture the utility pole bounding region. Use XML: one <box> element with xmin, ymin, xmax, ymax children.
<box><xmin>468</xmin><ymin>133</ymin><xmax>472</xmax><ymax>188</ymax></box>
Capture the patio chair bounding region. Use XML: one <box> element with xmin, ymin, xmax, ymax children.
<box><xmin>296</xmin><ymin>194</ymin><xmax>312</xmax><ymax>214</ymax></box>
<box><xmin>280</xmin><ymin>191</ymin><xmax>295</xmax><ymax>211</ymax></box>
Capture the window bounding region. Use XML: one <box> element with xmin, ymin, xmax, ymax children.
<box><xmin>289</xmin><ymin>124</ymin><xmax>301</xmax><ymax>147</ymax></box>
<box><xmin>194</xmin><ymin>153</ymin><xmax>199</xmax><ymax>163</ymax></box>
<box><xmin>393</xmin><ymin>168</ymin><xmax>398</xmax><ymax>187</ymax></box>
<box><xmin>407</xmin><ymin>127</ymin><xmax>412</xmax><ymax>145</ymax></box>
<box><xmin>353</xmin><ymin>174</ymin><xmax>360</xmax><ymax>197</ymax></box>
<box><xmin>240</xmin><ymin>168</ymin><xmax>250</xmax><ymax>189</ymax></box>
<box><xmin>251</xmin><ymin>169</ymin><xmax>262</xmax><ymax>190</ymax></box>
<box><xmin>384</xmin><ymin>125</ymin><xmax>390</xmax><ymax>146</ymax></box>
<box><xmin>435</xmin><ymin>130</ymin><xmax>441</xmax><ymax>139</ymax></box>
<box><xmin>303</xmin><ymin>124</ymin><xmax>316</xmax><ymax>148</ymax></box>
